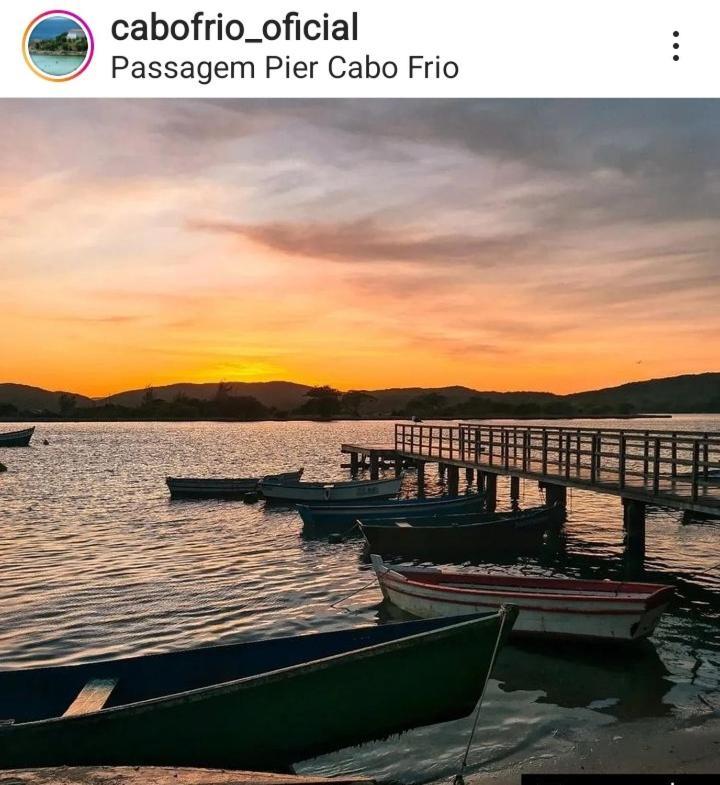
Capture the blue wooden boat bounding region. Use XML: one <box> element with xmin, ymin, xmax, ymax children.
<box><xmin>0</xmin><ymin>427</ymin><xmax>34</xmax><ymax>447</ymax></box>
<box><xmin>298</xmin><ymin>493</ymin><xmax>486</xmax><ymax>532</ymax></box>
<box><xmin>0</xmin><ymin>611</ymin><xmax>516</xmax><ymax>770</ymax></box>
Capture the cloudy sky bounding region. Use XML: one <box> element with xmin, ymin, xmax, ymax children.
<box><xmin>1</xmin><ymin>99</ymin><xmax>718</xmax><ymax>396</ymax></box>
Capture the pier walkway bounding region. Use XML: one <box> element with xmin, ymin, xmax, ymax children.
<box><xmin>391</xmin><ymin>423</ymin><xmax>720</xmax><ymax>517</ymax></box>
<box><xmin>342</xmin><ymin>423</ymin><xmax>720</xmax><ymax>556</ymax></box>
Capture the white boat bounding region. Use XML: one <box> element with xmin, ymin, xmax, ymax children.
<box><xmin>370</xmin><ymin>555</ymin><xmax>674</xmax><ymax>643</ymax></box>
<box><xmin>260</xmin><ymin>475</ymin><xmax>403</xmax><ymax>503</ymax></box>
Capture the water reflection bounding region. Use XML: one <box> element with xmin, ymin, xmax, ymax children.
<box><xmin>495</xmin><ymin>639</ymin><xmax>673</xmax><ymax>720</ymax></box>
<box><xmin>1</xmin><ymin>416</ymin><xmax>720</xmax><ymax>783</ymax></box>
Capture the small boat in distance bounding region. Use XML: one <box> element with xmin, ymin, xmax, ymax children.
<box><xmin>359</xmin><ymin>505</ymin><xmax>560</xmax><ymax>561</ymax></box>
<box><xmin>674</xmin><ymin>468</ymin><xmax>720</xmax><ymax>484</ymax></box>
<box><xmin>371</xmin><ymin>556</ymin><xmax>674</xmax><ymax>643</ymax></box>
<box><xmin>167</xmin><ymin>469</ymin><xmax>303</xmax><ymax>499</ymax></box>
<box><xmin>0</xmin><ymin>610</ymin><xmax>516</xmax><ymax>770</ymax></box>
<box><xmin>297</xmin><ymin>492</ymin><xmax>486</xmax><ymax>531</ymax></box>
<box><xmin>260</xmin><ymin>475</ymin><xmax>404</xmax><ymax>503</ymax></box>
<box><xmin>0</xmin><ymin>427</ymin><xmax>35</xmax><ymax>447</ymax></box>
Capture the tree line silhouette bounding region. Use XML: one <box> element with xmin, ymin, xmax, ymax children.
<box><xmin>0</xmin><ymin>381</ymin><xmax>692</xmax><ymax>421</ymax></box>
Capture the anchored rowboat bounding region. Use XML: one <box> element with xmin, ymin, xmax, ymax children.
<box><xmin>260</xmin><ymin>475</ymin><xmax>403</xmax><ymax>503</ymax></box>
<box><xmin>359</xmin><ymin>505</ymin><xmax>560</xmax><ymax>561</ymax></box>
<box><xmin>0</xmin><ymin>611</ymin><xmax>516</xmax><ymax>770</ymax></box>
<box><xmin>297</xmin><ymin>493</ymin><xmax>486</xmax><ymax>531</ymax></box>
<box><xmin>0</xmin><ymin>427</ymin><xmax>35</xmax><ymax>447</ymax></box>
<box><xmin>166</xmin><ymin>469</ymin><xmax>303</xmax><ymax>499</ymax></box>
<box><xmin>371</xmin><ymin>556</ymin><xmax>674</xmax><ymax>643</ymax></box>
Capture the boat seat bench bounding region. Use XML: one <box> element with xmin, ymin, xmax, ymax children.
<box><xmin>63</xmin><ymin>677</ymin><xmax>118</xmax><ymax>717</ymax></box>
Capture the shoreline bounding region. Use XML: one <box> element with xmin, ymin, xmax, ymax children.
<box><xmin>28</xmin><ymin>50</ymin><xmax>86</xmax><ymax>57</ymax></box>
<box><xmin>28</xmin><ymin>46</ymin><xmax>86</xmax><ymax>57</ymax></box>
<box><xmin>460</xmin><ymin>711</ymin><xmax>720</xmax><ymax>784</ymax></box>
<box><xmin>2</xmin><ymin>714</ymin><xmax>717</xmax><ymax>784</ymax></box>
<box><xmin>0</xmin><ymin>414</ymin><xmax>677</xmax><ymax>424</ymax></box>
<box><xmin>0</xmin><ymin>770</ymin><xmax>372</xmax><ymax>785</ymax></box>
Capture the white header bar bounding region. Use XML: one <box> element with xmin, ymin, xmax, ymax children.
<box><xmin>1</xmin><ymin>0</ymin><xmax>717</xmax><ymax>97</ymax></box>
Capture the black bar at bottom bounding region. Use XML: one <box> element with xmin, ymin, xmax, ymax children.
<box><xmin>523</xmin><ymin>777</ymin><xmax>718</xmax><ymax>785</ymax></box>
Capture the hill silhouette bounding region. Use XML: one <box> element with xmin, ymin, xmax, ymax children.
<box><xmin>0</xmin><ymin>383</ymin><xmax>94</xmax><ymax>414</ymax></box>
<box><xmin>1</xmin><ymin>373</ymin><xmax>718</xmax><ymax>419</ymax></box>
<box><xmin>102</xmin><ymin>381</ymin><xmax>310</xmax><ymax>412</ymax></box>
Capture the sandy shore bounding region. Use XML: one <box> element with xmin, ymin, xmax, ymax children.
<box><xmin>0</xmin><ymin>715</ymin><xmax>718</xmax><ymax>784</ymax></box>
<box><xmin>0</xmin><ymin>769</ymin><xmax>372</xmax><ymax>785</ymax></box>
<box><xmin>464</xmin><ymin>712</ymin><xmax>720</xmax><ymax>784</ymax></box>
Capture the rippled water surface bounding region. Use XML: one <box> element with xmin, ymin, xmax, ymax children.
<box><xmin>1</xmin><ymin>416</ymin><xmax>719</xmax><ymax>782</ymax></box>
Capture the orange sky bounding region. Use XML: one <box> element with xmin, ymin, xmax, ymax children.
<box><xmin>1</xmin><ymin>100</ymin><xmax>718</xmax><ymax>397</ymax></box>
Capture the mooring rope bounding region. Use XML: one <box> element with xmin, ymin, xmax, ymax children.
<box><xmin>335</xmin><ymin>520</ymin><xmax>360</xmax><ymax>540</ymax></box>
<box><xmin>329</xmin><ymin>577</ymin><xmax>379</xmax><ymax>608</ymax></box>
<box><xmin>454</xmin><ymin>608</ymin><xmax>510</xmax><ymax>785</ymax></box>
<box><xmin>697</xmin><ymin>560</ymin><xmax>720</xmax><ymax>575</ymax></box>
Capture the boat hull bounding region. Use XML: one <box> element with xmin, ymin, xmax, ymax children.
<box><xmin>0</xmin><ymin>427</ymin><xmax>35</xmax><ymax>447</ymax></box>
<box><xmin>373</xmin><ymin>560</ymin><xmax>673</xmax><ymax>643</ymax></box>
<box><xmin>167</xmin><ymin>470</ymin><xmax>303</xmax><ymax>499</ymax></box>
<box><xmin>0</xmin><ymin>612</ymin><xmax>515</xmax><ymax>770</ymax></box>
<box><xmin>166</xmin><ymin>478</ymin><xmax>258</xmax><ymax>498</ymax></box>
<box><xmin>360</xmin><ymin>506</ymin><xmax>558</xmax><ymax>561</ymax></box>
<box><xmin>261</xmin><ymin>476</ymin><xmax>403</xmax><ymax>503</ymax></box>
<box><xmin>298</xmin><ymin>493</ymin><xmax>486</xmax><ymax>531</ymax></box>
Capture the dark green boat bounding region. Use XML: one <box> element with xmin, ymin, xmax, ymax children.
<box><xmin>359</xmin><ymin>505</ymin><xmax>560</xmax><ymax>562</ymax></box>
<box><xmin>0</xmin><ymin>610</ymin><xmax>516</xmax><ymax>771</ymax></box>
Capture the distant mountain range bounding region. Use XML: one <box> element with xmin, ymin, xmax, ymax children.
<box><xmin>0</xmin><ymin>383</ymin><xmax>95</xmax><ymax>412</ymax></box>
<box><xmin>1</xmin><ymin>373</ymin><xmax>719</xmax><ymax>416</ymax></box>
<box><xmin>102</xmin><ymin>381</ymin><xmax>310</xmax><ymax>412</ymax></box>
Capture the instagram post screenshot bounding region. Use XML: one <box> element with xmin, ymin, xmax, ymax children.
<box><xmin>0</xmin><ymin>2</ymin><xmax>719</xmax><ymax>784</ymax></box>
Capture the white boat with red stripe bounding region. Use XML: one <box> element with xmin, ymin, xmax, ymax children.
<box><xmin>370</xmin><ymin>555</ymin><xmax>674</xmax><ymax>643</ymax></box>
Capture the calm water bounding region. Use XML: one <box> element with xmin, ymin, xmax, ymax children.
<box><xmin>1</xmin><ymin>416</ymin><xmax>720</xmax><ymax>782</ymax></box>
<box><xmin>28</xmin><ymin>54</ymin><xmax>85</xmax><ymax>77</ymax></box>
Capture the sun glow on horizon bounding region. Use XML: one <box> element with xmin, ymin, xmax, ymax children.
<box><xmin>1</xmin><ymin>99</ymin><xmax>719</xmax><ymax>398</ymax></box>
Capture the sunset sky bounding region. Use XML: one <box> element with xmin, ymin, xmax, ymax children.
<box><xmin>1</xmin><ymin>99</ymin><xmax>718</xmax><ymax>397</ymax></box>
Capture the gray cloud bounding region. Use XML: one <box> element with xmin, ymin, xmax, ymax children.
<box><xmin>189</xmin><ymin>217</ymin><xmax>537</xmax><ymax>266</ymax></box>
<box><xmin>3</xmin><ymin>98</ymin><xmax>719</xmax><ymax>344</ymax></box>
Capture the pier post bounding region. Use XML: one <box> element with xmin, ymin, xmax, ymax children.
<box><xmin>350</xmin><ymin>451</ymin><xmax>359</xmax><ymax>476</ymax></box>
<box><xmin>417</xmin><ymin>460</ymin><xmax>426</xmax><ymax>498</ymax></box>
<box><xmin>477</xmin><ymin>471</ymin><xmax>486</xmax><ymax>494</ymax></box>
<box><xmin>485</xmin><ymin>472</ymin><xmax>497</xmax><ymax>512</ymax></box>
<box><xmin>465</xmin><ymin>467</ymin><xmax>475</xmax><ymax>487</ymax></box>
<box><xmin>447</xmin><ymin>465</ymin><xmax>460</xmax><ymax>496</ymax></box>
<box><xmin>544</xmin><ymin>482</ymin><xmax>567</xmax><ymax>510</ymax></box>
<box><xmin>510</xmin><ymin>475</ymin><xmax>520</xmax><ymax>508</ymax></box>
<box><xmin>622</xmin><ymin>498</ymin><xmax>646</xmax><ymax>561</ymax></box>
<box><xmin>370</xmin><ymin>454</ymin><xmax>379</xmax><ymax>481</ymax></box>
<box><xmin>394</xmin><ymin>457</ymin><xmax>403</xmax><ymax>477</ymax></box>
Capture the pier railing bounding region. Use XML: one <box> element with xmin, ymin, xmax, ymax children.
<box><xmin>394</xmin><ymin>423</ymin><xmax>720</xmax><ymax>510</ymax></box>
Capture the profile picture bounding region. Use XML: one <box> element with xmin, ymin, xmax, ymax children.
<box><xmin>23</xmin><ymin>11</ymin><xmax>94</xmax><ymax>81</ymax></box>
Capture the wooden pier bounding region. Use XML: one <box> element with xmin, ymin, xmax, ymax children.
<box><xmin>342</xmin><ymin>423</ymin><xmax>720</xmax><ymax>558</ymax></box>
<box><xmin>340</xmin><ymin>443</ymin><xmax>404</xmax><ymax>479</ymax></box>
